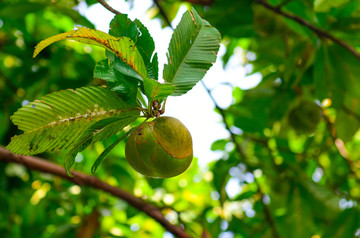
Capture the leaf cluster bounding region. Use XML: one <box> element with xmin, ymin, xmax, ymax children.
<box><xmin>6</xmin><ymin>7</ymin><xmax>221</xmax><ymax>175</ymax></box>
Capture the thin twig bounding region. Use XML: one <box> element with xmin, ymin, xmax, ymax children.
<box><xmin>97</xmin><ymin>0</ymin><xmax>122</xmax><ymax>15</ymax></box>
<box><xmin>0</xmin><ymin>147</ymin><xmax>191</xmax><ymax>238</ymax></box>
<box><xmin>201</xmin><ymin>81</ymin><xmax>281</xmax><ymax>238</ymax></box>
<box><xmin>153</xmin><ymin>0</ymin><xmax>173</xmax><ymax>29</ymax></box>
<box><xmin>254</xmin><ymin>0</ymin><xmax>360</xmax><ymax>60</ymax></box>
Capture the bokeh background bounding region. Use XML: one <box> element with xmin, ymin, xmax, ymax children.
<box><xmin>1</xmin><ymin>0</ymin><xmax>360</xmax><ymax>237</ymax></box>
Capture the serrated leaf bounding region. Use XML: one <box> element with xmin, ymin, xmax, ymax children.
<box><xmin>109</xmin><ymin>14</ymin><xmax>138</xmax><ymax>41</ymax></box>
<box><xmin>108</xmin><ymin>14</ymin><xmax>158</xmax><ymax>80</ymax></box>
<box><xmin>94</xmin><ymin>59</ymin><xmax>138</xmax><ymax>103</ymax></box>
<box><xmin>134</xmin><ymin>19</ymin><xmax>158</xmax><ymax>80</ymax></box>
<box><xmin>33</xmin><ymin>27</ymin><xmax>148</xmax><ymax>79</ymax></box>
<box><xmin>6</xmin><ymin>86</ymin><xmax>140</xmax><ymax>155</ymax></box>
<box><xmin>143</xmin><ymin>77</ymin><xmax>175</xmax><ymax>102</ymax></box>
<box><xmin>151</xmin><ymin>53</ymin><xmax>159</xmax><ymax>80</ymax></box>
<box><xmin>163</xmin><ymin>8</ymin><xmax>221</xmax><ymax>96</ymax></box>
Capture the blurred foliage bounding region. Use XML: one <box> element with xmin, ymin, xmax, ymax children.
<box><xmin>1</xmin><ymin>0</ymin><xmax>360</xmax><ymax>237</ymax></box>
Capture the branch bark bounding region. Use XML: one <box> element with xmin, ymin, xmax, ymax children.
<box><xmin>0</xmin><ymin>147</ymin><xmax>190</xmax><ymax>238</ymax></box>
<box><xmin>254</xmin><ymin>0</ymin><xmax>360</xmax><ymax>60</ymax></box>
<box><xmin>97</xmin><ymin>0</ymin><xmax>122</xmax><ymax>15</ymax></box>
<box><xmin>153</xmin><ymin>0</ymin><xmax>173</xmax><ymax>29</ymax></box>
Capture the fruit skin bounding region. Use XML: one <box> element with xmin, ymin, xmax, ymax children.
<box><xmin>288</xmin><ymin>100</ymin><xmax>322</xmax><ymax>134</ymax></box>
<box><xmin>125</xmin><ymin>116</ymin><xmax>193</xmax><ymax>178</ymax></box>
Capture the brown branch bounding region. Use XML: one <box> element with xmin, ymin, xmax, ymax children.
<box><xmin>201</xmin><ymin>81</ymin><xmax>281</xmax><ymax>238</ymax></box>
<box><xmin>153</xmin><ymin>0</ymin><xmax>173</xmax><ymax>29</ymax></box>
<box><xmin>97</xmin><ymin>0</ymin><xmax>122</xmax><ymax>15</ymax></box>
<box><xmin>254</xmin><ymin>0</ymin><xmax>360</xmax><ymax>60</ymax></box>
<box><xmin>0</xmin><ymin>147</ymin><xmax>190</xmax><ymax>238</ymax></box>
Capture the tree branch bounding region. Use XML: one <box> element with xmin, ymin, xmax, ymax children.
<box><xmin>0</xmin><ymin>147</ymin><xmax>190</xmax><ymax>238</ymax></box>
<box><xmin>201</xmin><ymin>82</ymin><xmax>281</xmax><ymax>238</ymax></box>
<box><xmin>254</xmin><ymin>0</ymin><xmax>360</xmax><ymax>60</ymax></box>
<box><xmin>153</xmin><ymin>0</ymin><xmax>173</xmax><ymax>29</ymax></box>
<box><xmin>97</xmin><ymin>0</ymin><xmax>122</xmax><ymax>15</ymax></box>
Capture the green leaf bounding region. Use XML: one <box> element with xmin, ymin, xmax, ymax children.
<box><xmin>284</xmin><ymin>185</ymin><xmax>317</xmax><ymax>237</ymax></box>
<box><xmin>109</xmin><ymin>14</ymin><xmax>138</xmax><ymax>41</ymax></box>
<box><xmin>323</xmin><ymin>208</ymin><xmax>360</xmax><ymax>238</ymax></box>
<box><xmin>151</xmin><ymin>53</ymin><xmax>159</xmax><ymax>80</ymax></box>
<box><xmin>65</xmin><ymin>116</ymin><xmax>136</xmax><ymax>175</ymax></box>
<box><xmin>33</xmin><ymin>27</ymin><xmax>148</xmax><ymax>79</ymax></box>
<box><xmin>134</xmin><ymin>19</ymin><xmax>158</xmax><ymax>80</ymax></box>
<box><xmin>108</xmin><ymin>14</ymin><xmax>158</xmax><ymax>80</ymax></box>
<box><xmin>6</xmin><ymin>86</ymin><xmax>140</xmax><ymax>155</ymax></box>
<box><xmin>143</xmin><ymin>77</ymin><xmax>175</xmax><ymax>102</ymax></box>
<box><xmin>163</xmin><ymin>7</ymin><xmax>221</xmax><ymax>96</ymax></box>
<box><xmin>201</xmin><ymin>0</ymin><xmax>255</xmax><ymax>38</ymax></box>
<box><xmin>228</xmin><ymin>88</ymin><xmax>275</xmax><ymax>133</ymax></box>
<box><xmin>55</xmin><ymin>7</ymin><xmax>95</xmax><ymax>28</ymax></box>
<box><xmin>314</xmin><ymin>0</ymin><xmax>350</xmax><ymax>12</ymax></box>
<box><xmin>314</xmin><ymin>44</ymin><xmax>360</xmax><ymax>110</ymax></box>
<box><xmin>94</xmin><ymin>58</ymin><xmax>138</xmax><ymax>103</ymax></box>
<box><xmin>110</xmin><ymin>52</ymin><xmax>143</xmax><ymax>81</ymax></box>
<box><xmin>0</xmin><ymin>2</ymin><xmax>45</xmax><ymax>18</ymax></box>
<box><xmin>335</xmin><ymin>109</ymin><xmax>360</xmax><ymax>142</ymax></box>
<box><xmin>211</xmin><ymin>139</ymin><xmax>228</xmax><ymax>151</ymax></box>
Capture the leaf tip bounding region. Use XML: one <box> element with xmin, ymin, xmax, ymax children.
<box><xmin>91</xmin><ymin>164</ymin><xmax>97</xmax><ymax>174</ymax></box>
<box><xmin>65</xmin><ymin>167</ymin><xmax>75</xmax><ymax>177</ymax></box>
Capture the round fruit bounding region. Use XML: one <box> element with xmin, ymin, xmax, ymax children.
<box><xmin>125</xmin><ymin>116</ymin><xmax>193</xmax><ymax>178</ymax></box>
<box><xmin>288</xmin><ymin>100</ymin><xmax>321</xmax><ymax>133</ymax></box>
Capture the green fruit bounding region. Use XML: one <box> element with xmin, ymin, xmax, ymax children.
<box><xmin>288</xmin><ymin>100</ymin><xmax>321</xmax><ymax>133</ymax></box>
<box><xmin>125</xmin><ymin>116</ymin><xmax>193</xmax><ymax>178</ymax></box>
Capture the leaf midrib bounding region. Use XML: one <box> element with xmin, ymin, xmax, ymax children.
<box><xmin>23</xmin><ymin>108</ymin><xmax>139</xmax><ymax>134</ymax></box>
<box><xmin>168</xmin><ymin>12</ymin><xmax>203</xmax><ymax>85</ymax></box>
<box><xmin>70</xmin><ymin>35</ymin><xmax>144</xmax><ymax>77</ymax></box>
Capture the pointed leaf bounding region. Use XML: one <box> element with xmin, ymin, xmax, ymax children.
<box><xmin>108</xmin><ymin>14</ymin><xmax>158</xmax><ymax>80</ymax></box>
<box><xmin>33</xmin><ymin>27</ymin><xmax>148</xmax><ymax>79</ymax></box>
<box><xmin>163</xmin><ymin>8</ymin><xmax>221</xmax><ymax>96</ymax></box>
<box><xmin>143</xmin><ymin>77</ymin><xmax>175</xmax><ymax>102</ymax></box>
<box><xmin>64</xmin><ymin>151</ymin><xmax>77</xmax><ymax>176</ymax></box>
<box><xmin>6</xmin><ymin>86</ymin><xmax>140</xmax><ymax>155</ymax></box>
<box><xmin>91</xmin><ymin>127</ymin><xmax>135</xmax><ymax>174</ymax></box>
<box><xmin>109</xmin><ymin>14</ymin><xmax>158</xmax><ymax>80</ymax></box>
<box><xmin>109</xmin><ymin>14</ymin><xmax>138</xmax><ymax>41</ymax></box>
